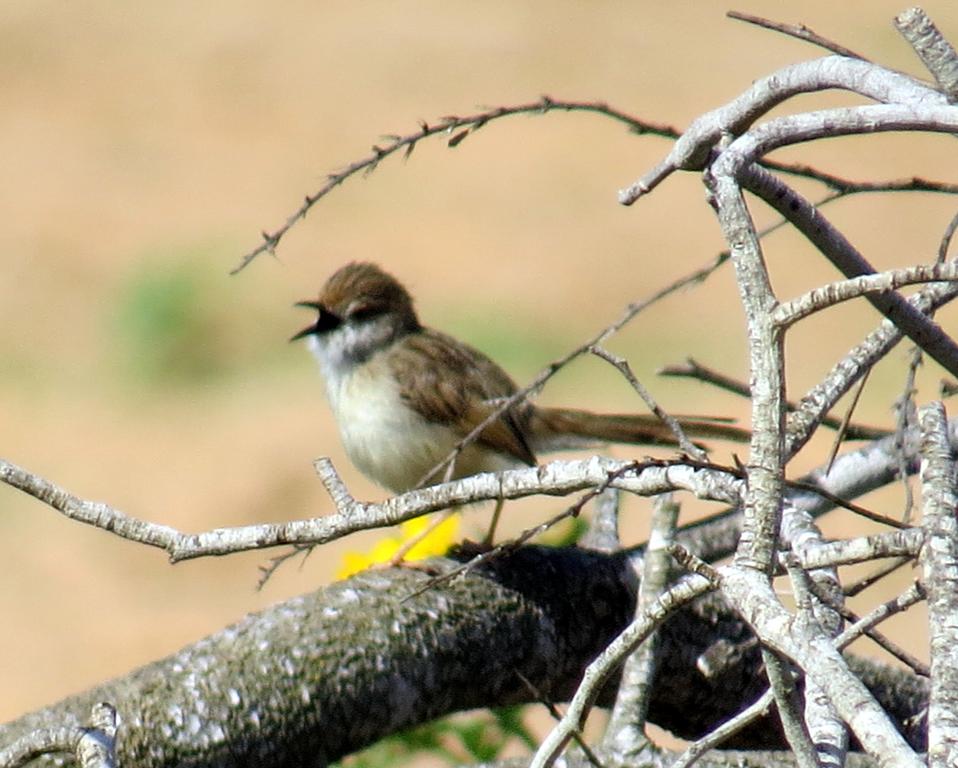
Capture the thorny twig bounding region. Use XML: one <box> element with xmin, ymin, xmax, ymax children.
<box><xmin>232</xmin><ymin>97</ymin><xmax>676</xmax><ymax>274</ymax></box>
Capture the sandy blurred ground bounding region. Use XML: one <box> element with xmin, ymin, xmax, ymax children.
<box><xmin>2</xmin><ymin>0</ymin><xmax>957</xmax><ymax>744</ymax></box>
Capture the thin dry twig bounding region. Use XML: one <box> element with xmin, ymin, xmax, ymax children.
<box><xmin>763</xmin><ymin>164</ymin><xmax>958</xmax><ymax>197</ymax></box>
<box><xmin>515</xmin><ymin>672</ymin><xmax>606</xmax><ymax>768</ymax></box>
<box><xmin>726</xmin><ymin>10</ymin><xmax>866</xmax><ymax>60</ymax></box>
<box><xmin>233</xmin><ymin>97</ymin><xmax>676</xmax><ymax>273</ymax></box>
<box><xmin>256</xmin><ymin>543</ymin><xmax>314</xmax><ymax>590</ymax></box>
<box><xmin>844</xmin><ymin>557</ymin><xmax>912</xmax><ymax>597</ymax></box>
<box><xmin>589</xmin><ymin>345</ymin><xmax>706</xmax><ymax>460</ymax></box>
<box><xmin>839</xmin><ymin>582</ymin><xmax>927</xmax><ymax>668</ymax></box>
<box><xmin>938</xmin><ymin>210</ymin><xmax>958</xmax><ymax>262</ymax></box>
<box><xmin>806</xmin><ymin>577</ymin><xmax>929</xmax><ymax>677</ymax></box>
<box><xmin>236</xmin><ymin>83</ymin><xmax>958</xmax><ymax>278</ymax></box>
<box><xmin>659</xmin><ymin>357</ymin><xmax>891</xmax><ymax>441</ymax></box>
<box><xmin>825</xmin><ymin>368</ymin><xmax>871</xmax><ymax>475</ymax></box>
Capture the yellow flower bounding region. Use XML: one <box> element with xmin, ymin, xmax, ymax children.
<box><xmin>337</xmin><ymin>513</ymin><xmax>460</xmax><ymax>579</ymax></box>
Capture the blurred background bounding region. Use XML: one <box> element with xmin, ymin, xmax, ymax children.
<box><xmin>2</xmin><ymin>0</ymin><xmax>957</xmax><ymax>746</ymax></box>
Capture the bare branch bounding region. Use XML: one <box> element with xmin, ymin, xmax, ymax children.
<box><xmin>658</xmin><ymin>357</ymin><xmax>891</xmax><ymax>441</ymax></box>
<box><xmin>721</xmin><ymin>567</ymin><xmax>924</xmax><ymax>768</ymax></box>
<box><xmin>530</xmin><ymin>573</ymin><xmax>717</xmax><ymax>768</ymax></box>
<box><xmin>0</xmin><ymin>455</ymin><xmax>743</xmax><ymax>562</ymax></box>
<box><xmin>796</xmin><ymin>528</ymin><xmax>923</xmax><ymax>570</ymax></box>
<box><xmin>726</xmin><ymin>10</ymin><xmax>867</xmax><ymax>60</ymax></box>
<box><xmin>0</xmin><ymin>702</ymin><xmax>116</xmax><ymax>768</ymax></box>
<box><xmin>674</xmin><ymin>579</ymin><xmax>927</xmax><ymax>768</ymax></box>
<box><xmin>812</xmin><ymin>583</ymin><xmax>929</xmax><ymax>677</ymax></box>
<box><xmin>785</xmin><ymin>279</ymin><xmax>958</xmax><ymax>458</ymax></box>
<box><xmin>781</xmin><ymin>491</ymin><xmax>848</xmax><ymax>765</ymax></box>
<box><xmin>919</xmin><ymin>401</ymin><xmax>958</xmax><ymax>765</ymax></box>
<box><xmin>403</xmin><ymin>463</ymin><xmax>642</xmax><ymax>599</ymax></box>
<box><xmin>731</xmin><ymin>111</ymin><xmax>958</xmax><ymax>380</ymax></box>
<box><xmin>619</xmin><ymin>56</ymin><xmax>944</xmax><ymax>204</ymax></box>
<box><xmin>895</xmin><ymin>7</ymin><xmax>958</xmax><ymax>102</ymax></box>
<box><xmin>233</xmin><ymin>97</ymin><xmax>676</xmax><ymax>273</ymax></box>
<box><xmin>773</xmin><ymin>262</ymin><xmax>958</xmax><ymax>328</ymax></box>
<box><xmin>589</xmin><ymin>346</ymin><xmax>706</xmax><ymax>460</ymax></box>
<box><xmin>782</xmin><ymin>553</ymin><xmax>847</xmax><ymax>767</ymax></box>
<box><xmin>759</xmin><ymin>643</ymin><xmax>819</xmax><ymax>768</ymax></box>
<box><xmin>603</xmin><ymin>495</ymin><xmax>679</xmax><ymax>761</ymax></box>
<box><xmin>706</xmin><ymin>133</ymin><xmax>786</xmax><ymax>576</ymax></box>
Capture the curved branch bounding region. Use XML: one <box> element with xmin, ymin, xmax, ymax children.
<box><xmin>773</xmin><ymin>262</ymin><xmax>958</xmax><ymax>328</ymax></box>
<box><xmin>233</xmin><ymin>97</ymin><xmax>676</xmax><ymax>273</ymax></box>
<box><xmin>619</xmin><ymin>55</ymin><xmax>945</xmax><ymax>203</ymax></box>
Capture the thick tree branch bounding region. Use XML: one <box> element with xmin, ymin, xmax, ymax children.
<box><xmin>721</xmin><ymin>568</ymin><xmax>923</xmax><ymax>768</ymax></box>
<box><xmin>1</xmin><ymin>546</ymin><xmax>929</xmax><ymax>768</ymax></box>
<box><xmin>895</xmin><ymin>7</ymin><xmax>958</xmax><ymax>101</ymax></box>
<box><xmin>706</xmin><ymin>135</ymin><xmax>786</xmax><ymax>576</ymax></box>
<box><xmin>919</xmin><ymin>402</ymin><xmax>958</xmax><ymax>766</ymax></box>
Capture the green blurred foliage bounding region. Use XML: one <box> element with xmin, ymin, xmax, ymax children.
<box><xmin>114</xmin><ymin>257</ymin><xmax>222</xmax><ymax>384</ymax></box>
<box><xmin>442</xmin><ymin>308</ymin><xmax>569</xmax><ymax>382</ymax></box>
<box><xmin>109</xmin><ymin>245</ymin><xmax>289</xmax><ymax>389</ymax></box>
<box><xmin>333</xmin><ymin>706</ymin><xmax>537</xmax><ymax>768</ymax></box>
<box><xmin>538</xmin><ymin>513</ymin><xmax>589</xmax><ymax>547</ymax></box>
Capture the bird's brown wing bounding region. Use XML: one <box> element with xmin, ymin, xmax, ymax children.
<box><xmin>388</xmin><ymin>329</ymin><xmax>537</xmax><ymax>466</ymax></box>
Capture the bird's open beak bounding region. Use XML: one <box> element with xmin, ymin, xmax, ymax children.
<box><xmin>291</xmin><ymin>301</ymin><xmax>339</xmax><ymax>341</ymax></box>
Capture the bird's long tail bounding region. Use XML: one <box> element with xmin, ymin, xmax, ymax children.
<box><xmin>528</xmin><ymin>406</ymin><xmax>750</xmax><ymax>453</ymax></box>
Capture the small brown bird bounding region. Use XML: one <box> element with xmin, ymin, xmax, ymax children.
<box><xmin>292</xmin><ymin>262</ymin><xmax>748</xmax><ymax>493</ymax></box>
